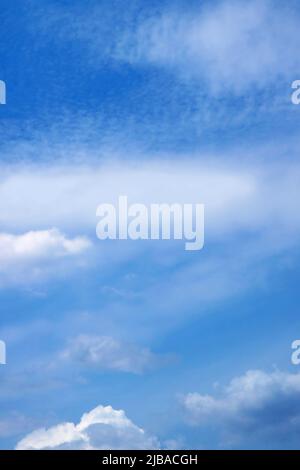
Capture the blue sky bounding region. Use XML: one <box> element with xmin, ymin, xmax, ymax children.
<box><xmin>1</xmin><ymin>0</ymin><xmax>300</xmax><ymax>450</ymax></box>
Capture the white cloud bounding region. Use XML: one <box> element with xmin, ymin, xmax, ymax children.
<box><xmin>61</xmin><ymin>335</ymin><xmax>161</xmax><ymax>374</ymax></box>
<box><xmin>0</xmin><ymin>228</ymin><xmax>91</xmax><ymax>287</ymax></box>
<box><xmin>0</xmin><ymin>228</ymin><xmax>90</xmax><ymax>261</ymax></box>
<box><xmin>1</xmin><ymin>158</ymin><xmax>300</xmax><ymax>244</ymax></box>
<box><xmin>118</xmin><ymin>0</ymin><xmax>300</xmax><ymax>93</ymax></box>
<box><xmin>0</xmin><ymin>161</ymin><xmax>258</xmax><ymax>234</ymax></box>
<box><xmin>33</xmin><ymin>0</ymin><xmax>300</xmax><ymax>94</ymax></box>
<box><xmin>1</xmin><ymin>156</ymin><xmax>300</xmax><ymax>299</ymax></box>
<box><xmin>183</xmin><ymin>369</ymin><xmax>300</xmax><ymax>447</ymax></box>
<box><xmin>16</xmin><ymin>405</ymin><xmax>159</xmax><ymax>450</ymax></box>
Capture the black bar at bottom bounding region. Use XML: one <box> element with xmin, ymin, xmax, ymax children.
<box><xmin>0</xmin><ymin>450</ymin><xmax>299</xmax><ymax>466</ymax></box>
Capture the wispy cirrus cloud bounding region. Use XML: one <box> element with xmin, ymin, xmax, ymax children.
<box><xmin>1</xmin><ymin>155</ymin><xmax>300</xmax><ymax>246</ymax></box>
<box><xmin>124</xmin><ymin>0</ymin><xmax>300</xmax><ymax>93</ymax></box>
<box><xmin>35</xmin><ymin>0</ymin><xmax>300</xmax><ymax>94</ymax></box>
<box><xmin>60</xmin><ymin>334</ymin><xmax>166</xmax><ymax>374</ymax></box>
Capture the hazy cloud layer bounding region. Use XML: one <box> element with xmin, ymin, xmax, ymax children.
<box><xmin>60</xmin><ymin>335</ymin><xmax>163</xmax><ymax>374</ymax></box>
<box><xmin>38</xmin><ymin>0</ymin><xmax>300</xmax><ymax>93</ymax></box>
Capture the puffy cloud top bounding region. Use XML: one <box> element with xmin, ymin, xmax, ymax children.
<box><xmin>183</xmin><ymin>370</ymin><xmax>300</xmax><ymax>447</ymax></box>
<box><xmin>16</xmin><ymin>405</ymin><xmax>159</xmax><ymax>450</ymax></box>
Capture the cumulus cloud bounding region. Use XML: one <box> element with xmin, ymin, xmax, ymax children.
<box><xmin>0</xmin><ymin>228</ymin><xmax>91</xmax><ymax>287</ymax></box>
<box><xmin>0</xmin><ymin>229</ymin><xmax>90</xmax><ymax>261</ymax></box>
<box><xmin>60</xmin><ymin>335</ymin><xmax>162</xmax><ymax>374</ymax></box>
<box><xmin>183</xmin><ymin>369</ymin><xmax>300</xmax><ymax>448</ymax></box>
<box><xmin>16</xmin><ymin>405</ymin><xmax>159</xmax><ymax>450</ymax></box>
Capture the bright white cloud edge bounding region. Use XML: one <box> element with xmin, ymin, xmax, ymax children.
<box><xmin>15</xmin><ymin>405</ymin><xmax>159</xmax><ymax>450</ymax></box>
